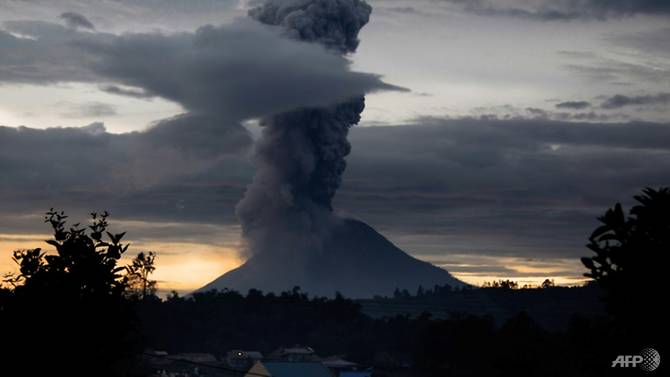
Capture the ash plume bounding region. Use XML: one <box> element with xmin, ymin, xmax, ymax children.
<box><xmin>236</xmin><ymin>0</ymin><xmax>373</xmax><ymax>261</ymax></box>
<box><xmin>248</xmin><ymin>0</ymin><xmax>371</xmax><ymax>54</ymax></box>
<box><xmin>206</xmin><ymin>1</ymin><xmax>463</xmax><ymax>297</ymax></box>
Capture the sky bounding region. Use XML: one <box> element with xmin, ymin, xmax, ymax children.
<box><xmin>1</xmin><ymin>0</ymin><xmax>669</xmax><ymax>293</ymax></box>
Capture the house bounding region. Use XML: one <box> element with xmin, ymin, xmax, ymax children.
<box><xmin>322</xmin><ymin>356</ymin><xmax>372</xmax><ymax>377</ymax></box>
<box><xmin>225</xmin><ymin>350</ymin><xmax>264</xmax><ymax>370</ymax></box>
<box><xmin>245</xmin><ymin>361</ymin><xmax>332</xmax><ymax>377</ymax></box>
<box><xmin>269</xmin><ymin>346</ymin><xmax>319</xmax><ymax>362</ymax></box>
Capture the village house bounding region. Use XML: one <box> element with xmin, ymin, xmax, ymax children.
<box><xmin>245</xmin><ymin>361</ymin><xmax>332</xmax><ymax>377</ymax></box>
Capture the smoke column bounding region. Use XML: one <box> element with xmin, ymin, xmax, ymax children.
<box><xmin>236</xmin><ymin>0</ymin><xmax>372</xmax><ymax>267</ymax></box>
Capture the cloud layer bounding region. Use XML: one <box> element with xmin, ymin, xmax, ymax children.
<box><xmin>3</xmin><ymin>117</ymin><xmax>669</xmax><ymax>262</ymax></box>
<box><xmin>1</xmin><ymin>19</ymin><xmax>393</xmax><ymax>122</ymax></box>
<box><xmin>601</xmin><ymin>92</ymin><xmax>670</xmax><ymax>109</ymax></box>
<box><xmin>444</xmin><ymin>0</ymin><xmax>670</xmax><ymax>21</ymax></box>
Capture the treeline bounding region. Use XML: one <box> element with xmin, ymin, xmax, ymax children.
<box><xmin>134</xmin><ymin>286</ymin><xmax>619</xmax><ymax>377</ymax></box>
<box><xmin>387</xmin><ymin>278</ymin><xmax>559</xmax><ymax>300</ymax></box>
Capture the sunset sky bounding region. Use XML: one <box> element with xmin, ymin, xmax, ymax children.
<box><xmin>1</xmin><ymin>0</ymin><xmax>669</xmax><ymax>293</ymax></box>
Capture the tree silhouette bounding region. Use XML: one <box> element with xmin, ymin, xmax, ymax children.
<box><xmin>482</xmin><ymin>279</ymin><xmax>519</xmax><ymax>289</ymax></box>
<box><xmin>126</xmin><ymin>251</ymin><xmax>158</xmax><ymax>300</ymax></box>
<box><xmin>540</xmin><ymin>279</ymin><xmax>555</xmax><ymax>289</ymax></box>
<box><xmin>1</xmin><ymin>210</ymin><xmax>142</xmax><ymax>376</ymax></box>
<box><xmin>581</xmin><ymin>187</ymin><xmax>668</xmax><ymax>346</ymax></box>
<box><xmin>8</xmin><ymin>210</ymin><xmax>130</xmax><ymax>296</ymax></box>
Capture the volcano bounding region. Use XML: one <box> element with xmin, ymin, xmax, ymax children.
<box><xmin>198</xmin><ymin>1</ymin><xmax>464</xmax><ymax>298</ymax></box>
<box><xmin>199</xmin><ymin>218</ymin><xmax>465</xmax><ymax>298</ymax></box>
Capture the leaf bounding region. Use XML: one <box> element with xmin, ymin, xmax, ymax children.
<box><xmin>613</xmin><ymin>203</ymin><xmax>625</xmax><ymax>221</ymax></box>
<box><xmin>106</xmin><ymin>231</ymin><xmax>117</xmax><ymax>243</ymax></box>
<box><xmin>581</xmin><ymin>257</ymin><xmax>595</xmax><ymax>270</ymax></box>
<box><xmin>45</xmin><ymin>240</ymin><xmax>60</xmax><ymax>248</ymax></box>
<box><xmin>91</xmin><ymin>231</ymin><xmax>102</xmax><ymax>241</ymax></box>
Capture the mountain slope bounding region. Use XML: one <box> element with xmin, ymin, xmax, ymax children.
<box><xmin>199</xmin><ymin>218</ymin><xmax>465</xmax><ymax>297</ymax></box>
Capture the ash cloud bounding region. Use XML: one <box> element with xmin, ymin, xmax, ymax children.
<box><xmin>77</xmin><ymin>19</ymin><xmax>393</xmax><ymax>121</ymax></box>
<box><xmin>600</xmin><ymin>92</ymin><xmax>670</xmax><ymax>109</ymax></box>
<box><xmin>0</xmin><ymin>18</ymin><xmax>391</xmax><ymax>121</ymax></box>
<box><xmin>59</xmin><ymin>11</ymin><xmax>95</xmax><ymax>30</ymax></box>
<box><xmin>236</xmin><ymin>0</ymin><xmax>376</xmax><ymax>260</ymax></box>
<box><xmin>249</xmin><ymin>0</ymin><xmax>372</xmax><ymax>53</ymax></box>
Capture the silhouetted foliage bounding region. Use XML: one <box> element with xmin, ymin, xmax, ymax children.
<box><xmin>581</xmin><ymin>187</ymin><xmax>667</xmax><ymax>347</ymax></box>
<box><xmin>0</xmin><ymin>210</ymin><xmax>143</xmax><ymax>376</ymax></box>
<box><xmin>482</xmin><ymin>279</ymin><xmax>519</xmax><ymax>289</ymax></box>
<box><xmin>541</xmin><ymin>278</ymin><xmax>555</xmax><ymax>289</ymax></box>
<box><xmin>126</xmin><ymin>251</ymin><xmax>158</xmax><ymax>300</ymax></box>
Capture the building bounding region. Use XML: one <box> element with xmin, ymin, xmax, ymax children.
<box><xmin>245</xmin><ymin>361</ymin><xmax>332</xmax><ymax>377</ymax></box>
<box><xmin>269</xmin><ymin>346</ymin><xmax>319</xmax><ymax>362</ymax></box>
<box><xmin>322</xmin><ymin>356</ymin><xmax>372</xmax><ymax>377</ymax></box>
<box><xmin>225</xmin><ymin>350</ymin><xmax>264</xmax><ymax>370</ymax></box>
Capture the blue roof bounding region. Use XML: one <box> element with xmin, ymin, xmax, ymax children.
<box><xmin>262</xmin><ymin>362</ymin><xmax>332</xmax><ymax>377</ymax></box>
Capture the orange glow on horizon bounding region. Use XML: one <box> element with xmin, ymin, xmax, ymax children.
<box><xmin>453</xmin><ymin>273</ymin><xmax>589</xmax><ymax>288</ymax></box>
<box><xmin>1</xmin><ymin>233</ymin><xmax>587</xmax><ymax>293</ymax></box>
<box><xmin>121</xmin><ymin>241</ymin><xmax>243</xmax><ymax>294</ymax></box>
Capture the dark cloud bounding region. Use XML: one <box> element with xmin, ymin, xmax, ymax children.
<box><xmin>337</xmin><ymin>118</ymin><xmax>670</xmax><ymax>258</ymax></box>
<box><xmin>3</xmin><ymin>0</ymin><xmax>243</xmax><ymax>33</ymax></box>
<box><xmin>61</xmin><ymin>101</ymin><xmax>117</xmax><ymax>118</ymax></box>
<box><xmin>469</xmin><ymin>105</ymin><xmax>621</xmax><ymax>123</ymax></box>
<box><xmin>0</xmin><ymin>116</ymin><xmax>251</xmax><ymax>195</ymax></box>
<box><xmin>0</xmin><ymin>116</ymin><xmax>251</xmax><ymax>239</ymax></box>
<box><xmin>2</xmin><ymin>117</ymin><xmax>669</xmax><ymax>262</ymax></box>
<box><xmin>600</xmin><ymin>93</ymin><xmax>670</xmax><ymax>109</ymax></box>
<box><xmin>555</xmin><ymin>101</ymin><xmax>591</xmax><ymax>110</ymax></box>
<box><xmin>98</xmin><ymin>84</ymin><xmax>154</xmax><ymax>99</ymax></box>
<box><xmin>444</xmin><ymin>0</ymin><xmax>670</xmax><ymax>20</ymax></box>
<box><xmin>384</xmin><ymin>6</ymin><xmax>418</xmax><ymax>14</ymax></box>
<box><xmin>59</xmin><ymin>11</ymin><xmax>95</xmax><ymax>30</ymax></box>
<box><xmin>0</xmin><ymin>21</ymin><xmax>101</xmax><ymax>84</ymax></box>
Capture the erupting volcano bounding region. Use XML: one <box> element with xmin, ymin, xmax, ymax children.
<box><xmin>201</xmin><ymin>0</ymin><xmax>464</xmax><ymax>297</ymax></box>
